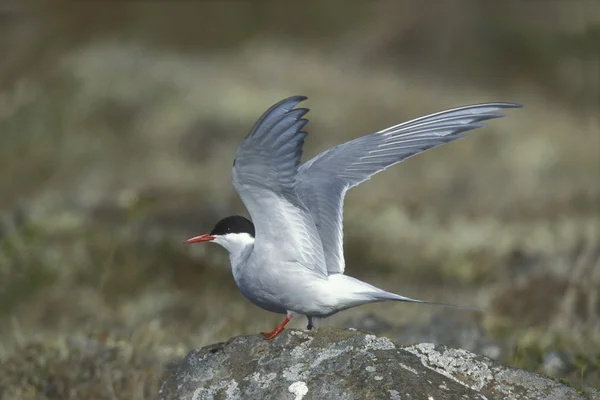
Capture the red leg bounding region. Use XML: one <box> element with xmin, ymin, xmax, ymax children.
<box><xmin>262</xmin><ymin>314</ymin><xmax>292</xmax><ymax>340</ymax></box>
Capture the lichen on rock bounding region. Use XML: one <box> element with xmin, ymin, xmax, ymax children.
<box><xmin>157</xmin><ymin>328</ymin><xmax>591</xmax><ymax>400</ymax></box>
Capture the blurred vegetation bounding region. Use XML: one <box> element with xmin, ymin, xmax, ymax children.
<box><xmin>1</xmin><ymin>2</ymin><xmax>599</xmax><ymax>399</ymax></box>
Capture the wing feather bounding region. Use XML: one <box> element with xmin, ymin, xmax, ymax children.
<box><xmin>296</xmin><ymin>102</ymin><xmax>521</xmax><ymax>275</ymax></box>
<box><xmin>233</xmin><ymin>96</ymin><xmax>327</xmax><ymax>276</ymax></box>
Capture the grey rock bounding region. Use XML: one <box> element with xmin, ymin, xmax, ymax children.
<box><xmin>157</xmin><ymin>328</ymin><xmax>588</xmax><ymax>400</ymax></box>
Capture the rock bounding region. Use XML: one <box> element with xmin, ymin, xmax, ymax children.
<box><xmin>156</xmin><ymin>328</ymin><xmax>590</xmax><ymax>400</ymax></box>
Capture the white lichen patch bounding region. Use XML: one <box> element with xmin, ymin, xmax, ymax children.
<box><xmin>290</xmin><ymin>330</ymin><xmax>311</xmax><ymax>339</ymax></box>
<box><xmin>288</xmin><ymin>381</ymin><xmax>309</xmax><ymax>400</ymax></box>
<box><xmin>311</xmin><ymin>345</ymin><xmax>353</xmax><ymax>369</ymax></box>
<box><xmin>365</xmin><ymin>366</ymin><xmax>376</xmax><ymax>373</ymax></box>
<box><xmin>289</xmin><ymin>336</ymin><xmax>315</xmax><ymax>358</ymax></box>
<box><xmin>243</xmin><ymin>372</ymin><xmax>277</xmax><ymax>389</ymax></box>
<box><xmin>363</xmin><ymin>334</ymin><xmax>396</xmax><ymax>351</ymax></box>
<box><xmin>404</xmin><ymin>343</ymin><xmax>493</xmax><ymax>392</ymax></box>
<box><xmin>375</xmin><ymin>375</ymin><xmax>383</xmax><ymax>381</ymax></box>
<box><xmin>283</xmin><ymin>363</ymin><xmax>307</xmax><ymax>381</ymax></box>
<box><xmin>398</xmin><ymin>362</ymin><xmax>418</xmax><ymax>375</ymax></box>
<box><xmin>492</xmin><ymin>367</ymin><xmax>562</xmax><ymax>398</ymax></box>
<box><xmin>285</xmin><ymin>344</ymin><xmax>353</xmax><ymax>381</ymax></box>
<box><xmin>192</xmin><ymin>388</ymin><xmax>209</xmax><ymax>400</ymax></box>
<box><xmin>192</xmin><ymin>379</ymin><xmax>240</xmax><ymax>400</ymax></box>
<box><xmin>388</xmin><ymin>389</ymin><xmax>402</xmax><ymax>400</ymax></box>
<box><xmin>225</xmin><ymin>380</ymin><xmax>240</xmax><ymax>399</ymax></box>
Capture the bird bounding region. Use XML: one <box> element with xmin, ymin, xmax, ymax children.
<box><xmin>186</xmin><ymin>96</ymin><xmax>520</xmax><ymax>340</ymax></box>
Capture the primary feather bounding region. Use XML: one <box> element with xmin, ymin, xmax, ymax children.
<box><xmin>295</xmin><ymin>100</ymin><xmax>521</xmax><ymax>275</ymax></box>
<box><xmin>232</xmin><ymin>96</ymin><xmax>328</xmax><ymax>276</ymax></box>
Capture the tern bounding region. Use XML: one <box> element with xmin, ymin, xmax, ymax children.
<box><xmin>187</xmin><ymin>96</ymin><xmax>520</xmax><ymax>339</ymax></box>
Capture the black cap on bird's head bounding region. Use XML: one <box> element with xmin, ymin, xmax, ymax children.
<box><xmin>210</xmin><ymin>216</ymin><xmax>255</xmax><ymax>237</ymax></box>
<box><xmin>186</xmin><ymin>215</ymin><xmax>255</xmax><ymax>244</ymax></box>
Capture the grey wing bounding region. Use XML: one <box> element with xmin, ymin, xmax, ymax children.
<box><xmin>232</xmin><ymin>96</ymin><xmax>327</xmax><ymax>276</ymax></box>
<box><xmin>296</xmin><ymin>102</ymin><xmax>522</xmax><ymax>275</ymax></box>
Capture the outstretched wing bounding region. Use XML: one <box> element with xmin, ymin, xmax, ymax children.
<box><xmin>232</xmin><ymin>96</ymin><xmax>327</xmax><ymax>276</ymax></box>
<box><xmin>295</xmin><ymin>103</ymin><xmax>522</xmax><ymax>275</ymax></box>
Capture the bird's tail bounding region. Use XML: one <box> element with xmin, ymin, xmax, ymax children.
<box><xmin>361</xmin><ymin>290</ymin><xmax>483</xmax><ymax>312</ymax></box>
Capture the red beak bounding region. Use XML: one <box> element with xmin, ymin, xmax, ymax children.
<box><xmin>185</xmin><ymin>234</ymin><xmax>216</xmax><ymax>244</ymax></box>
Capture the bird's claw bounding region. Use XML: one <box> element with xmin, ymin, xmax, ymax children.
<box><xmin>261</xmin><ymin>329</ymin><xmax>284</xmax><ymax>340</ymax></box>
<box><xmin>262</xmin><ymin>314</ymin><xmax>292</xmax><ymax>340</ymax></box>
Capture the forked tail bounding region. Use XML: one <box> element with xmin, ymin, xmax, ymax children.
<box><xmin>327</xmin><ymin>274</ymin><xmax>483</xmax><ymax>312</ymax></box>
<box><xmin>363</xmin><ymin>290</ymin><xmax>483</xmax><ymax>312</ymax></box>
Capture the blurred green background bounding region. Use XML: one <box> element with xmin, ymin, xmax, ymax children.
<box><xmin>1</xmin><ymin>2</ymin><xmax>599</xmax><ymax>399</ymax></box>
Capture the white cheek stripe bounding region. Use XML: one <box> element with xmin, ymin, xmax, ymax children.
<box><xmin>214</xmin><ymin>232</ymin><xmax>255</xmax><ymax>254</ymax></box>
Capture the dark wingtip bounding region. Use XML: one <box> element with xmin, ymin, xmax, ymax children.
<box><xmin>245</xmin><ymin>96</ymin><xmax>309</xmax><ymax>140</ymax></box>
<box><xmin>279</xmin><ymin>95</ymin><xmax>308</xmax><ymax>104</ymax></box>
<box><xmin>500</xmin><ymin>102</ymin><xmax>523</xmax><ymax>108</ymax></box>
<box><xmin>466</xmin><ymin>102</ymin><xmax>523</xmax><ymax>110</ymax></box>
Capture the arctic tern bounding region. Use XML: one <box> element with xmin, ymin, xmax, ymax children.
<box><xmin>187</xmin><ymin>96</ymin><xmax>520</xmax><ymax>340</ymax></box>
